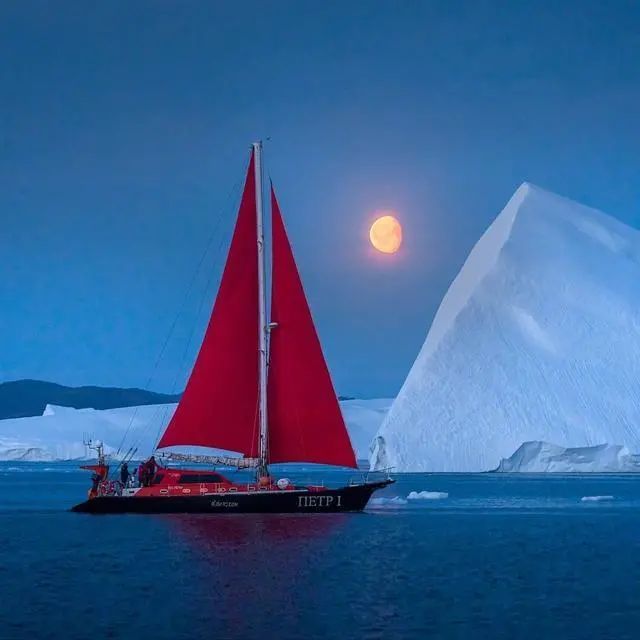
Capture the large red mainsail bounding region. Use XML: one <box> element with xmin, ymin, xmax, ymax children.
<box><xmin>267</xmin><ymin>187</ymin><xmax>357</xmax><ymax>468</ymax></box>
<box><xmin>157</xmin><ymin>152</ymin><xmax>260</xmax><ymax>456</ymax></box>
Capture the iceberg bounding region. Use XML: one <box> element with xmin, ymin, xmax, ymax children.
<box><xmin>0</xmin><ymin>399</ymin><xmax>389</xmax><ymax>462</ymax></box>
<box><xmin>0</xmin><ymin>403</ymin><xmax>173</xmax><ymax>461</ymax></box>
<box><xmin>368</xmin><ymin>496</ymin><xmax>408</xmax><ymax>508</ymax></box>
<box><xmin>407</xmin><ymin>490</ymin><xmax>448</xmax><ymax>500</ymax></box>
<box><xmin>0</xmin><ymin>442</ymin><xmax>57</xmax><ymax>461</ymax></box>
<box><xmin>495</xmin><ymin>441</ymin><xmax>640</xmax><ymax>472</ymax></box>
<box><xmin>371</xmin><ymin>183</ymin><xmax>640</xmax><ymax>472</ymax></box>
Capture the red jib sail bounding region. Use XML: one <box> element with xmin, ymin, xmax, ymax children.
<box><xmin>267</xmin><ymin>187</ymin><xmax>357</xmax><ymax>468</ymax></box>
<box><xmin>157</xmin><ymin>152</ymin><xmax>260</xmax><ymax>456</ymax></box>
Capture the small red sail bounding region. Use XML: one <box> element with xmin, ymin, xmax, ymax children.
<box><xmin>267</xmin><ymin>187</ymin><xmax>357</xmax><ymax>468</ymax></box>
<box><xmin>157</xmin><ymin>152</ymin><xmax>260</xmax><ymax>456</ymax></box>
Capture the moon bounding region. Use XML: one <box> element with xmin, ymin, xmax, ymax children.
<box><xmin>369</xmin><ymin>214</ymin><xmax>402</xmax><ymax>254</ymax></box>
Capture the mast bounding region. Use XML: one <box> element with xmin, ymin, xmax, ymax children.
<box><xmin>253</xmin><ymin>141</ymin><xmax>269</xmax><ymax>473</ymax></box>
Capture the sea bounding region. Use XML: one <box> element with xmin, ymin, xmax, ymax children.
<box><xmin>1</xmin><ymin>462</ymin><xmax>639</xmax><ymax>640</ymax></box>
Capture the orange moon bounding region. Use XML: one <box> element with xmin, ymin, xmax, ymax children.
<box><xmin>369</xmin><ymin>214</ymin><xmax>402</xmax><ymax>254</ymax></box>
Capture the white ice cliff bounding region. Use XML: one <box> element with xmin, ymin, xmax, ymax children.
<box><xmin>371</xmin><ymin>183</ymin><xmax>640</xmax><ymax>471</ymax></box>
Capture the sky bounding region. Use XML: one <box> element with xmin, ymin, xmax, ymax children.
<box><xmin>0</xmin><ymin>0</ymin><xmax>639</xmax><ymax>397</ymax></box>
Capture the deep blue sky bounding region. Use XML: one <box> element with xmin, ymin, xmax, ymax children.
<box><xmin>1</xmin><ymin>1</ymin><xmax>639</xmax><ymax>397</ymax></box>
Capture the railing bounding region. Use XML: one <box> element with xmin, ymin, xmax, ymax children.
<box><xmin>349</xmin><ymin>467</ymin><xmax>394</xmax><ymax>486</ymax></box>
<box><xmin>161</xmin><ymin>452</ymin><xmax>260</xmax><ymax>468</ymax></box>
<box><xmin>95</xmin><ymin>468</ymin><xmax>393</xmax><ymax>497</ymax></box>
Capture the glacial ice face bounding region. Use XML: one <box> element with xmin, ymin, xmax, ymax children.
<box><xmin>0</xmin><ymin>399</ymin><xmax>388</xmax><ymax>462</ymax></box>
<box><xmin>495</xmin><ymin>441</ymin><xmax>640</xmax><ymax>473</ymax></box>
<box><xmin>0</xmin><ymin>404</ymin><xmax>173</xmax><ymax>461</ymax></box>
<box><xmin>371</xmin><ymin>183</ymin><xmax>640</xmax><ymax>472</ymax></box>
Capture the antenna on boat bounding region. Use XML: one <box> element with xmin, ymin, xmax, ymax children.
<box><xmin>253</xmin><ymin>140</ymin><xmax>269</xmax><ymax>478</ymax></box>
<box><xmin>83</xmin><ymin>435</ymin><xmax>106</xmax><ymax>467</ymax></box>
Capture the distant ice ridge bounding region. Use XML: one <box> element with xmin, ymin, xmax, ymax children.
<box><xmin>371</xmin><ymin>183</ymin><xmax>640</xmax><ymax>472</ymax></box>
<box><xmin>581</xmin><ymin>495</ymin><xmax>615</xmax><ymax>502</ymax></box>
<box><xmin>495</xmin><ymin>441</ymin><xmax>640</xmax><ymax>472</ymax></box>
<box><xmin>0</xmin><ymin>399</ymin><xmax>390</xmax><ymax>462</ymax></box>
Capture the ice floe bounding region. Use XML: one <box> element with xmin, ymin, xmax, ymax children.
<box><xmin>407</xmin><ymin>490</ymin><xmax>448</xmax><ymax>500</ymax></box>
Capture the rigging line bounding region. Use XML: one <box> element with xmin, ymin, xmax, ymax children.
<box><xmin>146</xmin><ymin>178</ymin><xmax>247</xmax><ymax>453</ymax></box>
<box><xmin>123</xmin><ymin>278</ymin><xmax>210</xmax><ymax>460</ymax></box>
<box><xmin>114</xmin><ymin>174</ymin><xmax>246</xmax><ymax>460</ymax></box>
<box><xmin>121</xmin><ymin>170</ymin><xmax>246</xmax><ymax>461</ymax></box>
<box><xmin>143</xmin><ymin>160</ymin><xmax>250</xmax><ymax>455</ymax></box>
<box><xmin>122</xmin><ymin>190</ymin><xmax>244</xmax><ymax>462</ymax></box>
<box><xmin>151</xmin><ymin>245</ymin><xmax>221</xmax><ymax>449</ymax></box>
<box><xmin>151</xmin><ymin>404</ymin><xmax>173</xmax><ymax>451</ymax></box>
<box><xmin>121</xmin><ymin>402</ymin><xmax>169</xmax><ymax>465</ymax></box>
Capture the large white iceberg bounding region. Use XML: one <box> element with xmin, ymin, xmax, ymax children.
<box><xmin>0</xmin><ymin>403</ymin><xmax>175</xmax><ymax>461</ymax></box>
<box><xmin>495</xmin><ymin>441</ymin><xmax>640</xmax><ymax>472</ymax></box>
<box><xmin>0</xmin><ymin>399</ymin><xmax>390</xmax><ymax>462</ymax></box>
<box><xmin>371</xmin><ymin>183</ymin><xmax>640</xmax><ymax>472</ymax></box>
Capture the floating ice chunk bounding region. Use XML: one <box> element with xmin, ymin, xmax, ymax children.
<box><xmin>407</xmin><ymin>490</ymin><xmax>448</xmax><ymax>500</ymax></box>
<box><xmin>495</xmin><ymin>441</ymin><xmax>640</xmax><ymax>473</ymax></box>
<box><xmin>581</xmin><ymin>495</ymin><xmax>615</xmax><ymax>502</ymax></box>
<box><xmin>368</xmin><ymin>496</ymin><xmax>408</xmax><ymax>508</ymax></box>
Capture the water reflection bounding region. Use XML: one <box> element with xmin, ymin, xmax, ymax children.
<box><xmin>161</xmin><ymin>513</ymin><xmax>351</xmax><ymax>638</ymax></box>
<box><xmin>164</xmin><ymin>511</ymin><xmax>349</xmax><ymax>548</ymax></box>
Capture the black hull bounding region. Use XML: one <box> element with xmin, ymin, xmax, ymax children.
<box><xmin>71</xmin><ymin>480</ymin><xmax>392</xmax><ymax>514</ymax></box>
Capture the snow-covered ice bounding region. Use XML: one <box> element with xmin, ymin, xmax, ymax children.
<box><xmin>581</xmin><ymin>495</ymin><xmax>615</xmax><ymax>502</ymax></box>
<box><xmin>495</xmin><ymin>441</ymin><xmax>640</xmax><ymax>472</ymax></box>
<box><xmin>371</xmin><ymin>183</ymin><xmax>640</xmax><ymax>472</ymax></box>
<box><xmin>407</xmin><ymin>490</ymin><xmax>448</xmax><ymax>500</ymax></box>
<box><xmin>0</xmin><ymin>399</ymin><xmax>389</xmax><ymax>462</ymax></box>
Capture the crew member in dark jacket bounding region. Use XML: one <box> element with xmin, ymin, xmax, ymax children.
<box><xmin>138</xmin><ymin>462</ymin><xmax>146</xmax><ymax>487</ymax></box>
<box><xmin>144</xmin><ymin>456</ymin><xmax>158</xmax><ymax>486</ymax></box>
<box><xmin>89</xmin><ymin>472</ymin><xmax>101</xmax><ymax>499</ymax></box>
<box><xmin>120</xmin><ymin>462</ymin><xmax>130</xmax><ymax>486</ymax></box>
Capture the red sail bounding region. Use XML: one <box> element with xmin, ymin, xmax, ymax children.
<box><xmin>157</xmin><ymin>152</ymin><xmax>260</xmax><ymax>456</ymax></box>
<box><xmin>267</xmin><ymin>187</ymin><xmax>357</xmax><ymax>468</ymax></box>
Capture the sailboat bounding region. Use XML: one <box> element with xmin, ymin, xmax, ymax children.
<box><xmin>72</xmin><ymin>143</ymin><xmax>393</xmax><ymax>514</ymax></box>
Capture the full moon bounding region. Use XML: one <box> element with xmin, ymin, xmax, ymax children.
<box><xmin>369</xmin><ymin>214</ymin><xmax>402</xmax><ymax>254</ymax></box>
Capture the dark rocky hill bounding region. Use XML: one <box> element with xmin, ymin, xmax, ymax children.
<box><xmin>0</xmin><ymin>379</ymin><xmax>181</xmax><ymax>420</ymax></box>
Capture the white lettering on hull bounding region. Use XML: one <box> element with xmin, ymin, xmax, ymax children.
<box><xmin>210</xmin><ymin>500</ymin><xmax>239</xmax><ymax>508</ymax></box>
<box><xmin>297</xmin><ymin>495</ymin><xmax>342</xmax><ymax>508</ymax></box>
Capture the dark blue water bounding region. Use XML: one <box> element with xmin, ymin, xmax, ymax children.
<box><xmin>1</xmin><ymin>463</ymin><xmax>639</xmax><ymax>640</ymax></box>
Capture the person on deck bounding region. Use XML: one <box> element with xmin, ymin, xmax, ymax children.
<box><xmin>120</xmin><ymin>462</ymin><xmax>129</xmax><ymax>487</ymax></box>
<box><xmin>138</xmin><ymin>462</ymin><xmax>146</xmax><ymax>487</ymax></box>
<box><xmin>144</xmin><ymin>456</ymin><xmax>158</xmax><ymax>486</ymax></box>
<box><xmin>89</xmin><ymin>472</ymin><xmax>101</xmax><ymax>499</ymax></box>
